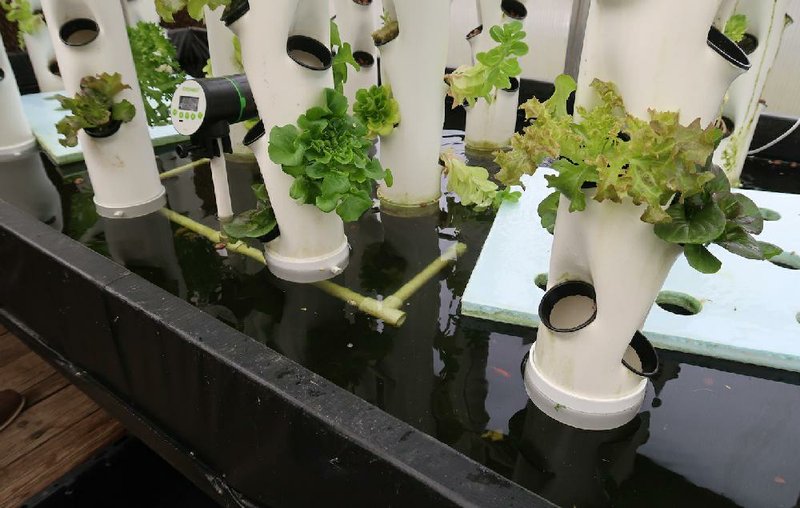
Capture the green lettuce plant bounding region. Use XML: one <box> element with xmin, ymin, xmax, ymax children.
<box><xmin>0</xmin><ymin>0</ymin><xmax>43</xmax><ymax>48</ymax></box>
<box><xmin>52</xmin><ymin>73</ymin><xmax>136</xmax><ymax>147</ymax></box>
<box><xmin>128</xmin><ymin>22</ymin><xmax>186</xmax><ymax>126</ymax></box>
<box><xmin>353</xmin><ymin>85</ymin><xmax>400</xmax><ymax>138</ymax></box>
<box><xmin>222</xmin><ymin>184</ymin><xmax>277</xmax><ymax>240</ymax></box>
<box><xmin>724</xmin><ymin>14</ymin><xmax>748</xmax><ymax>43</ymax></box>
<box><xmin>268</xmin><ymin>88</ymin><xmax>393</xmax><ymax>222</ymax></box>
<box><xmin>495</xmin><ymin>73</ymin><xmax>781</xmax><ymax>273</ymax></box>
<box><xmin>155</xmin><ymin>0</ymin><xmax>229</xmax><ymax>21</ymax></box>
<box><xmin>441</xmin><ymin>151</ymin><xmax>520</xmax><ymax>211</ymax></box>
<box><xmin>445</xmin><ymin>21</ymin><xmax>528</xmax><ymax>108</ymax></box>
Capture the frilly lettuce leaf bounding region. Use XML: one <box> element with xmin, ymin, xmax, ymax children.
<box><xmin>353</xmin><ymin>85</ymin><xmax>401</xmax><ymax>138</ymax></box>
<box><xmin>441</xmin><ymin>150</ymin><xmax>520</xmax><ymax>211</ymax></box>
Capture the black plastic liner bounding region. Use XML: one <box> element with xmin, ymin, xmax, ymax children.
<box><xmin>0</xmin><ymin>200</ymin><xmax>554</xmax><ymax>508</ymax></box>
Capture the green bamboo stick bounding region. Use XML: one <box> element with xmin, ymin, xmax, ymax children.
<box><xmin>158</xmin><ymin>208</ymin><xmax>407</xmax><ymax>327</ymax></box>
<box><xmin>383</xmin><ymin>243</ymin><xmax>467</xmax><ymax>309</ymax></box>
<box><xmin>159</xmin><ymin>158</ymin><xmax>211</xmax><ymax>180</ymax></box>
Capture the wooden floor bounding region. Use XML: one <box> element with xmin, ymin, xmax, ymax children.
<box><xmin>0</xmin><ymin>324</ymin><xmax>125</xmax><ymax>508</ymax></box>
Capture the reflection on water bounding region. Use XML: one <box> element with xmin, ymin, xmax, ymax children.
<box><xmin>35</xmin><ymin>138</ymin><xmax>800</xmax><ymax>507</ymax></box>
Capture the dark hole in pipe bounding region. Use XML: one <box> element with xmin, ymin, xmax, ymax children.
<box><xmin>221</xmin><ymin>0</ymin><xmax>250</xmax><ymax>25</ymax></box>
<box><xmin>467</xmin><ymin>25</ymin><xmax>483</xmax><ymax>41</ymax></box>
<box><xmin>353</xmin><ymin>0</ymin><xmax>372</xmax><ymax>5</ymax></box>
<box><xmin>622</xmin><ymin>332</ymin><xmax>660</xmax><ymax>378</ymax></box>
<box><xmin>287</xmin><ymin>35</ymin><xmax>333</xmax><ymax>71</ymax></box>
<box><xmin>717</xmin><ymin>115</ymin><xmax>735</xmax><ymax>139</ymax></box>
<box><xmin>501</xmin><ymin>0</ymin><xmax>527</xmax><ymax>20</ymax></box>
<box><xmin>503</xmin><ymin>77</ymin><xmax>520</xmax><ymax>93</ymax></box>
<box><xmin>59</xmin><ymin>18</ymin><xmax>100</xmax><ymax>47</ymax></box>
<box><xmin>48</xmin><ymin>59</ymin><xmax>60</xmax><ymax>77</ymax></box>
<box><xmin>538</xmin><ymin>280</ymin><xmax>597</xmax><ymax>333</ymax></box>
<box><xmin>656</xmin><ymin>291</ymin><xmax>702</xmax><ymax>316</ymax></box>
<box><xmin>707</xmin><ymin>25</ymin><xmax>750</xmax><ymax>70</ymax></box>
<box><xmin>353</xmin><ymin>51</ymin><xmax>374</xmax><ymax>67</ymax></box>
<box><xmin>243</xmin><ymin>120</ymin><xmax>265</xmax><ymax>146</ymax></box>
<box><xmin>737</xmin><ymin>33</ymin><xmax>759</xmax><ymax>55</ymax></box>
<box><xmin>0</xmin><ymin>68</ymin><xmax>5</xmax><ymax>82</ymax></box>
<box><xmin>85</xmin><ymin>119</ymin><xmax>122</xmax><ymax>139</ymax></box>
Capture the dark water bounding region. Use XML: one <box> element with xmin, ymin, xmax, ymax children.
<box><xmin>16</xmin><ymin>140</ymin><xmax>800</xmax><ymax>508</ymax></box>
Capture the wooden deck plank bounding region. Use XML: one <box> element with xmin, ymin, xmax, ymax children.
<box><xmin>0</xmin><ymin>409</ymin><xmax>125</xmax><ymax>508</ymax></box>
<box><xmin>0</xmin><ymin>331</ymin><xmax>126</xmax><ymax>508</ymax></box>
<box><xmin>0</xmin><ymin>351</ymin><xmax>56</xmax><ymax>394</ymax></box>
<box><xmin>0</xmin><ymin>332</ymin><xmax>27</xmax><ymax>370</ymax></box>
<box><xmin>0</xmin><ymin>384</ymin><xmax>99</xmax><ymax>469</ymax></box>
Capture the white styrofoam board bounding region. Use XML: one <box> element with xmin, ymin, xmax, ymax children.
<box><xmin>21</xmin><ymin>91</ymin><xmax>187</xmax><ymax>166</ymax></box>
<box><xmin>462</xmin><ymin>170</ymin><xmax>800</xmax><ymax>372</ymax></box>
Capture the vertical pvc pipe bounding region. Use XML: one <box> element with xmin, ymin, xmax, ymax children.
<box><xmin>120</xmin><ymin>0</ymin><xmax>161</xmax><ymax>26</ymax></box>
<box><xmin>0</xmin><ymin>33</ymin><xmax>37</xmax><ymax>157</ymax></box>
<box><xmin>41</xmin><ymin>0</ymin><xmax>166</xmax><ymax>219</ymax></box>
<box><xmin>376</xmin><ymin>0</ymin><xmax>452</xmax><ymax>213</ymax></box>
<box><xmin>204</xmin><ymin>5</ymin><xmax>252</xmax><ymax>160</ymax></box>
<box><xmin>464</xmin><ymin>0</ymin><xmax>528</xmax><ymax>151</ymax></box>
<box><xmin>332</xmin><ymin>0</ymin><xmax>380</xmax><ymax>107</ymax></box>
<box><xmin>713</xmin><ymin>0</ymin><xmax>792</xmax><ymax>185</ymax></box>
<box><xmin>227</xmin><ymin>0</ymin><xmax>349</xmax><ymax>283</ymax></box>
<box><xmin>210</xmin><ymin>139</ymin><xmax>234</xmax><ymax>221</ymax></box>
<box><xmin>526</xmin><ymin>0</ymin><xmax>750</xmax><ymax>431</ymax></box>
<box><xmin>21</xmin><ymin>23</ymin><xmax>64</xmax><ymax>92</ymax></box>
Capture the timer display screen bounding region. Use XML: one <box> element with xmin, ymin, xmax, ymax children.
<box><xmin>179</xmin><ymin>95</ymin><xmax>200</xmax><ymax>112</ymax></box>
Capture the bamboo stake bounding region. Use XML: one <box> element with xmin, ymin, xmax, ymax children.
<box><xmin>383</xmin><ymin>243</ymin><xmax>467</xmax><ymax>309</ymax></box>
<box><xmin>158</xmin><ymin>208</ymin><xmax>407</xmax><ymax>327</ymax></box>
<box><xmin>159</xmin><ymin>158</ymin><xmax>211</xmax><ymax>180</ymax></box>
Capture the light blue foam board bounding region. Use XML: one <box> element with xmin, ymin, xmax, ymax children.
<box><xmin>462</xmin><ymin>170</ymin><xmax>800</xmax><ymax>372</ymax></box>
<box><xmin>21</xmin><ymin>91</ymin><xmax>188</xmax><ymax>166</ymax></box>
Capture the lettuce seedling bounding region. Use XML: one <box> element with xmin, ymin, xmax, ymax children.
<box><xmin>353</xmin><ymin>85</ymin><xmax>400</xmax><ymax>138</ymax></box>
<box><xmin>128</xmin><ymin>22</ymin><xmax>187</xmax><ymax>126</ymax></box>
<box><xmin>222</xmin><ymin>184</ymin><xmax>277</xmax><ymax>240</ymax></box>
<box><xmin>445</xmin><ymin>21</ymin><xmax>528</xmax><ymax>108</ymax></box>
<box><xmin>52</xmin><ymin>73</ymin><xmax>136</xmax><ymax>147</ymax></box>
<box><xmin>441</xmin><ymin>150</ymin><xmax>520</xmax><ymax>211</ymax></box>
<box><xmin>371</xmin><ymin>11</ymin><xmax>399</xmax><ymax>46</ymax></box>
<box><xmin>330</xmin><ymin>19</ymin><xmax>360</xmax><ymax>94</ymax></box>
<box><xmin>724</xmin><ymin>14</ymin><xmax>748</xmax><ymax>43</ymax></box>
<box><xmin>496</xmin><ymin>73</ymin><xmax>781</xmax><ymax>272</ymax></box>
<box><xmin>0</xmin><ymin>0</ymin><xmax>43</xmax><ymax>48</ymax></box>
<box><xmin>268</xmin><ymin>88</ymin><xmax>393</xmax><ymax>222</ymax></box>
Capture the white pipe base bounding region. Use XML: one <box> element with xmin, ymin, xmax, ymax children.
<box><xmin>94</xmin><ymin>187</ymin><xmax>166</xmax><ymax>219</ymax></box>
<box><xmin>524</xmin><ymin>344</ymin><xmax>647</xmax><ymax>431</ymax></box>
<box><xmin>264</xmin><ymin>238</ymin><xmax>349</xmax><ymax>284</ymax></box>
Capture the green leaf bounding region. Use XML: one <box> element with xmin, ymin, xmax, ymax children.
<box><xmin>684</xmin><ymin>244</ymin><xmax>722</xmax><ymax>274</ymax></box>
<box><xmin>336</xmin><ymin>192</ymin><xmax>373</xmax><ymax>222</ymax></box>
<box><xmin>222</xmin><ymin>183</ymin><xmax>277</xmax><ymax>241</ymax></box>
<box><xmin>0</xmin><ymin>0</ymin><xmax>44</xmax><ymax>47</ymax></box>
<box><xmin>538</xmin><ymin>191</ymin><xmax>561</xmax><ymax>234</ymax></box>
<box><xmin>321</xmin><ymin>172</ymin><xmax>350</xmax><ymax>196</ymax></box>
<box><xmin>330</xmin><ymin>19</ymin><xmax>360</xmax><ymax>94</ymax></box>
<box><xmin>724</xmin><ymin>14</ymin><xmax>748</xmax><ymax>43</ymax></box>
<box><xmin>442</xmin><ymin>151</ymin><xmax>501</xmax><ymax>211</ymax></box>
<box><xmin>268</xmin><ymin>124</ymin><xmax>304</xmax><ymax>166</ymax></box>
<box><xmin>289</xmin><ymin>176</ymin><xmax>312</xmax><ymax>202</ymax></box>
<box><xmin>545</xmin><ymin>161</ymin><xmax>597</xmax><ymax>212</ymax></box>
<box><xmin>716</xmin><ymin>224</ymin><xmax>767</xmax><ymax>259</ymax></box>
<box><xmin>757</xmin><ymin>242</ymin><xmax>783</xmax><ymax>259</ymax></box>
<box><xmin>111</xmin><ymin>100</ymin><xmax>136</xmax><ymax>122</ymax></box>
<box><xmin>654</xmin><ymin>196</ymin><xmax>726</xmax><ymax>245</ymax></box>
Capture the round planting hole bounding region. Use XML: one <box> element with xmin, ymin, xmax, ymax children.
<box><xmin>539</xmin><ymin>280</ymin><xmax>597</xmax><ymax>333</ymax></box>
<box><xmin>504</xmin><ymin>77</ymin><xmax>520</xmax><ymax>93</ymax></box>
<box><xmin>738</xmin><ymin>33</ymin><xmax>759</xmax><ymax>55</ymax></box>
<box><xmin>243</xmin><ymin>120</ymin><xmax>265</xmax><ymax>147</ymax></box>
<box><xmin>0</xmin><ymin>67</ymin><xmax>5</xmax><ymax>82</ymax></box>
<box><xmin>501</xmin><ymin>0</ymin><xmax>527</xmax><ymax>20</ymax></box>
<box><xmin>48</xmin><ymin>59</ymin><xmax>60</xmax><ymax>77</ymax></box>
<box><xmin>534</xmin><ymin>273</ymin><xmax>548</xmax><ymax>291</ymax></box>
<box><xmin>353</xmin><ymin>51</ymin><xmax>374</xmax><ymax>67</ymax></box>
<box><xmin>759</xmin><ymin>208</ymin><xmax>781</xmax><ymax>221</ymax></box>
<box><xmin>770</xmin><ymin>251</ymin><xmax>800</xmax><ymax>270</ymax></box>
<box><xmin>707</xmin><ymin>26</ymin><xmax>750</xmax><ymax>70</ymax></box>
<box><xmin>85</xmin><ymin>119</ymin><xmax>122</xmax><ymax>139</ymax></box>
<box><xmin>287</xmin><ymin>35</ymin><xmax>332</xmax><ymax>71</ymax></box>
<box><xmin>656</xmin><ymin>291</ymin><xmax>702</xmax><ymax>316</ymax></box>
<box><xmin>59</xmin><ymin>18</ymin><xmax>100</xmax><ymax>47</ymax></box>
<box><xmin>718</xmin><ymin>115</ymin><xmax>735</xmax><ymax>139</ymax></box>
<box><xmin>353</xmin><ymin>0</ymin><xmax>372</xmax><ymax>5</ymax></box>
